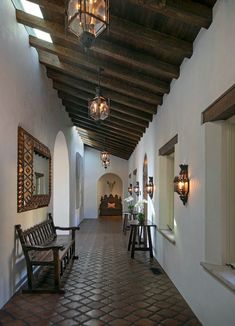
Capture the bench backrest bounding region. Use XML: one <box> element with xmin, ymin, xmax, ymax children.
<box><xmin>15</xmin><ymin>214</ymin><xmax>57</xmax><ymax>248</ymax></box>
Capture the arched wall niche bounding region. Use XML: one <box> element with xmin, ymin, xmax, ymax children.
<box><xmin>53</xmin><ymin>131</ymin><xmax>70</xmax><ymax>230</ymax></box>
<box><xmin>97</xmin><ymin>173</ymin><xmax>123</xmax><ymax>212</ymax></box>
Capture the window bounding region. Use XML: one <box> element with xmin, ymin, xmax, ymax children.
<box><xmin>158</xmin><ymin>135</ymin><xmax>178</xmax><ymax>238</ymax></box>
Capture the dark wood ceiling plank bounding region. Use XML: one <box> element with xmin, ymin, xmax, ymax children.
<box><xmin>58</xmin><ymin>91</ymin><xmax>153</xmax><ymax>122</ymax></box>
<box><xmin>127</xmin><ymin>0</ymin><xmax>212</xmax><ymax>29</ymax></box>
<box><xmin>53</xmin><ymin>80</ymin><xmax>155</xmax><ymax>116</ymax></box>
<box><xmin>70</xmin><ymin>113</ymin><xmax>143</xmax><ymax>138</ymax></box>
<box><xmin>84</xmin><ymin>143</ymin><xmax>129</xmax><ymax>160</ymax></box>
<box><xmin>36</xmin><ymin>50</ymin><xmax>160</xmax><ymax>108</ymax></box>
<box><xmin>16</xmin><ymin>9</ymin><xmax>185</xmax><ymax>75</ymax></box>
<box><xmin>66</xmin><ymin>106</ymin><xmax>145</xmax><ymax>134</ymax></box>
<box><xmin>72</xmin><ymin>119</ymin><xmax>140</xmax><ymax>143</ymax></box>
<box><xmin>79</xmin><ymin>136</ymin><xmax>132</xmax><ymax>155</ymax></box>
<box><xmin>64</xmin><ymin>101</ymin><xmax>149</xmax><ymax>128</ymax></box>
<box><xmin>29</xmin><ymin>36</ymin><xmax>169</xmax><ymax>94</ymax></box>
<box><xmin>76</xmin><ymin>127</ymin><xmax>137</xmax><ymax>147</ymax></box>
<box><xmin>46</xmin><ymin>68</ymin><xmax>157</xmax><ymax>112</ymax></box>
<box><xmin>109</xmin><ymin>15</ymin><xmax>192</xmax><ymax>58</ymax></box>
<box><xmin>77</xmin><ymin>130</ymin><xmax>136</xmax><ymax>150</ymax></box>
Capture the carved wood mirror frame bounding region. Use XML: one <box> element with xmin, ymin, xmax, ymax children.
<box><xmin>17</xmin><ymin>127</ymin><xmax>52</xmax><ymax>213</ymax></box>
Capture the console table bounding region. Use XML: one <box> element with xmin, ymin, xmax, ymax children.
<box><xmin>128</xmin><ymin>221</ymin><xmax>156</xmax><ymax>258</ymax></box>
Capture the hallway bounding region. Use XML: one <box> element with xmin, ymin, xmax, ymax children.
<box><xmin>0</xmin><ymin>217</ymin><xmax>200</xmax><ymax>325</ymax></box>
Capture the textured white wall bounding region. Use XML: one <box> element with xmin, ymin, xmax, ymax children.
<box><xmin>129</xmin><ymin>1</ymin><xmax>235</xmax><ymax>325</ymax></box>
<box><xmin>84</xmin><ymin>147</ymin><xmax>128</xmax><ymax>218</ymax></box>
<box><xmin>0</xmin><ymin>1</ymin><xmax>83</xmax><ymax>307</ymax></box>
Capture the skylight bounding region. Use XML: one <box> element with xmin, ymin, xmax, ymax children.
<box><xmin>21</xmin><ymin>0</ymin><xmax>43</xmax><ymax>18</ymax></box>
<box><xmin>14</xmin><ymin>0</ymin><xmax>53</xmax><ymax>43</ymax></box>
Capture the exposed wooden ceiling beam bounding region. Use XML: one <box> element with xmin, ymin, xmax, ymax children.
<box><xmin>79</xmin><ymin>137</ymin><xmax>132</xmax><ymax>155</ymax></box>
<box><xmin>84</xmin><ymin>143</ymin><xmax>129</xmax><ymax>160</ymax></box>
<box><xmin>76</xmin><ymin>129</ymin><xmax>136</xmax><ymax>150</ymax></box>
<box><xmin>66</xmin><ymin>108</ymin><xmax>146</xmax><ymax>134</ymax></box>
<box><xmin>76</xmin><ymin>127</ymin><xmax>137</xmax><ymax>147</ymax></box>
<box><xmin>53</xmin><ymin>81</ymin><xmax>153</xmax><ymax>117</ymax></box>
<box><xmin>109</xmin><ymin>15</ymin><xmax>192</xmax><ymax>58</ymax></box>
<box><xmin>16</xmin><ymin>9</ymin><xmax>191</xmax><ymax>62</ymax></box>
<box><xmin>64</xmin><ymin>102</ymin><xmax>149</xmax><ymax>128</ymax></box>
<box><xmin>58</xmin><ymin>92</ymin><xmax>153</xmax><ymax>122</ymax></box>
<box><xmin>37</xmin><ymin>50</ymin><xmax>160</xmax><ymax>106</ymax></box>
<box><xmin>47</xmin><ymin>68</ymin><xmax>157</xmax><ymax>110</ymax></box>
<box><xmin>128</xmin><ymin>0</ymin><xmax>212</xmax><ymax>29</ymax></box>
<box><xmin>69</xmin><ymin>113</ymin><xmax>143</xmax><ymax>139</ymax></box>
<box><xmin>73</xmin><ymin>119</ymin><xmax>139</xmax><ymax>142</ymax></box>
<box><xmin>29</xmin><ymin>36</ymin><xmax>169</xmax><ymax>94</ymax></box>
<box><xmin>30</xmin><ymin>0</ymin><xmax>211</xmax><ymax>29</ymax></box>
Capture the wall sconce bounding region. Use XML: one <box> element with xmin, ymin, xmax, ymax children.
<box><xmin>174</xmin><ymin>164</ymin><xmax>189</xmax><ymax>205</ymax></box>
<box><xmin>146</xmin><ymin>176</ymin><xmax>154</xmax><ymax>199</ymax></box>
<box><xmin>133</xmin><ymin>182</ymin><xmax>140</xmax><ymax>196</ymax></box>
<box><xmin>128</xmin><ymin>184</ymin><xmax>133</xmax><ymax>195</ymax></box>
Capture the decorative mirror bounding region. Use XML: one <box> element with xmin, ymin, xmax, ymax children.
<box><xmin>17</xmin><ymin>127</ymin><xmax>51</xmax><ymax>212</ymax></box>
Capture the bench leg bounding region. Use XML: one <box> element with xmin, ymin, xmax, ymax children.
<box><xmin>53</xmin><ymin>250</ymin><xmax>61</xmax><ymax>290</ymax></box>
<box><xmin>26</xmin><ymin>263</ymin><xmax>33</xmax><ymax>290</ymax></box>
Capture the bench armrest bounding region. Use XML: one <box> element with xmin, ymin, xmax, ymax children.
<box><xmin>23</xmin><ymin>244</ymin><xmax>64</xmax><ymax>251</ymax></box>
<box><xmin>55</xmin><ymin>226</ymin><xmax>80</xmax><ymax>231</ymax></box>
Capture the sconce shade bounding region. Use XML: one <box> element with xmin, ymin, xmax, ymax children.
<box><xmin>133</xmin><ymin>182</ymin><xmax>140</xmax><ymax>196</ymax></box>
<box><xmin>67</xmin><ymin>0</ymin><xmax>109</xmax><ymax>48</ymax></box>
<box><xmin>146</xmin><ymin>176</ymin><xmax>154</xmax><ymax>199</ymax></box>
<box><xmin>174</xmin><ymin>164</ymin><xmax>189</xmax><ymax>205</ymax></box>
<box><xmin>128</xmin><ymin>184</ymin><xmax>133</xmax><ymax>195</ymax></box>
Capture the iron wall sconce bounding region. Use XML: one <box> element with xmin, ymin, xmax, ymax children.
<box><xmin>146</xmin><ymin>176</ymin><xmax>154</xmax><ymax>199</ymax></box>
<box><xmin>174</xmin><ymin>164</ymin><xmax>189</xmax><ymax>205</ymax></box>
<box><xmin>133</xmin><ymin>182</ymin><xmax>140</xmax><ymax>196</ymax></box>
<box><xmin>128</xmin><ymin>184</ymin><xmax>133</xmax><ymax>195</ymax></box>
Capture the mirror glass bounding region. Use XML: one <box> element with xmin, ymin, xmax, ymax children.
<box><xmin>33</xmin><ymin>151</ymin><xmax>49</xmax><ymax>195</ymax></box>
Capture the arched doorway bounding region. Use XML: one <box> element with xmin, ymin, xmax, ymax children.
<box><xmin>97</xmin><ymin>173</ymin><xmax>123</xmax><ymax>217</ymax></box>
<box><xmin>53</xmin><ymin>131</ymin><xmax>70</xmax><ymax>229</ymax></box>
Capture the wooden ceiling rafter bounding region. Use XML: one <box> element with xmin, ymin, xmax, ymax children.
<box><xmin>15</xmin><ymin>0</ymin><xmax>216</xmax><ymax>159</ymax></box>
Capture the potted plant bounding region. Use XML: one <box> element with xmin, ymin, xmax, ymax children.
<box><xmin>137</xmin><ymin>212</ymin><xmax>145</xmax><ymax>224</ymax></box>
<box><xmin>128</xmin><ymin>204</ymin><xmax>134</xmax><ymax>214</ymax></box>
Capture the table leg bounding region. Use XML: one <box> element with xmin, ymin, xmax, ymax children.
<box><xmin>128</xmin><ymin>226</ymin><xmax>134</xmax><ymax>251</ymax></box>
<box><xmin>147</xmin><ymin>226</ymin><xmax>153</xmax><ymax>258</ymax></box>
<box><xmin>131</xmin><ymin>226</ymin><xmax>137</xmax><ymax>259</ymax></box>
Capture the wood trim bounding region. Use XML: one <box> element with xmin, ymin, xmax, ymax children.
<box><xmin>159</xmin><ymin>134</ymin><xmax>178</xmax><ymax>156</ymax></box>
<box><xmin>202</xmin><ymin>84</ymin><xmax>235</xmax><ymax>123</ymax></box>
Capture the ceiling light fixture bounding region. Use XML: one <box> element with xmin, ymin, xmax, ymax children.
<box><xmin>100</xmin><ymin>150</ymin><xmax>110</xmax><ymax>169</ymax></box>
<box><xmin>67</xmin><ymin>0</ymin><xmax>109</xmax><ymax>48</ymax></box>
<box><xmin>88</xmin><ymin>68</ymin><xmax>110</xmax><ymax>121</ymax></box>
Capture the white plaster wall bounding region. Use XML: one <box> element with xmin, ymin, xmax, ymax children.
<box><xmin>0</xmin><ymin>1</ymin><xmax>83</xmax><ymax>307</ymax></box>
<box><xmin>84</xmin><ymin>147</ymin><xmax>128</xmax><ymax>218</ymax></box>
<box><xmin>128</xmin><ymin>1</ymin><xmax>235</xmax><ymax>325</ymax></box>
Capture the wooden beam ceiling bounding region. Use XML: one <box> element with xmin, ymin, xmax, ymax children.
<box><xmin>15</xmin><ymin>0</ymin><xmax>216</xmax><ymax>159</ymax></box>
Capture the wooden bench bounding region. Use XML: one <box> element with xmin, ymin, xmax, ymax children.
<box><xmin>15</xmin><ymin>213</ymin><xmax>80</xmax><ymax>293</ymax></box>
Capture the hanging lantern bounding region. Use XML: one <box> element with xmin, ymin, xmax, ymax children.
<box><xmin>89</xmin><ymin>68</ymin><xmax>110</xmax><ymax>121</ymax></box>
<box><xmin>100</xmin><ymin>150</ymin><xmax>110</xmax><ymax>169</ymax></box>
<box><xmin>67</xmin><ymin>0</ymin><xmax>109</xmax><ymax>48</ymax></box>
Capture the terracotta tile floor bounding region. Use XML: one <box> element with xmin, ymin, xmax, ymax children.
<box><xmin>0</xmin><ymin>217</ymin><xmax>201</xmax><ymax>325</ymax></box>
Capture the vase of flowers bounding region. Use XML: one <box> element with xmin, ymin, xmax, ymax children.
<box><xmin>135</xmin><ymin>198</ymin><xmax>148</xmax><ymax>224</ymax></box>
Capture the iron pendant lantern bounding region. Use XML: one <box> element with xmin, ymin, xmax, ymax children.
<box><xmin>67</xmin><ymin>0</ymin><xmax>109</xmax><ymax>48</ymax></box>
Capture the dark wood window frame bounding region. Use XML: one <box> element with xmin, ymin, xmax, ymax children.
<box><xmin>159</xmin><ymin>134</ymin><xmax>178</xmax><ymax>156</ymax></box>
<box><xmin>202</xmin><ymin>84</ymin><xmax>235</xmax><ymax>123</ymax></box>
